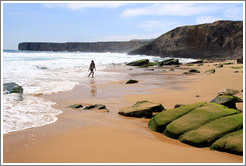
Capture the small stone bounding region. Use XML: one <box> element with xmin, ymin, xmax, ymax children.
<box><xmin>125</xmin><ymin>79</ymin><xmax>138</xmax><ymax>84</ymax></box>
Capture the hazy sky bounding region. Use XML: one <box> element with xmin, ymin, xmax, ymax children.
<box><xmin>2</xmin><ymin>2</ymin><xmax>244</xmax><ymax>50</ymax></box>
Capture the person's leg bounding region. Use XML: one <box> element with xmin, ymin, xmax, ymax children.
<box><xmin>92</xmin><ymin>71</ymin><xmax>94</xmax><ymax>78</ymax></box>
<box><xmin>88</xmin><ymin>71</ymin><xmax>92</xmax><ymax>77</ymax></box>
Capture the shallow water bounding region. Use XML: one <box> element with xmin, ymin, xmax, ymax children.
<box><xmin>2</xmin><ymin>50</ymin><xmax>196</xmax><ymax>134</ymax></box>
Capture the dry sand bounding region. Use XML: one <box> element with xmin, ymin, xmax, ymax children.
<box><xmin>3</xmin><ymin>60</ymin><xmax>244</xmax><ymax>164</ymax></box>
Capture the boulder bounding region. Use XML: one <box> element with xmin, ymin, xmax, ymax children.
<box><xmin>218</xmin><ymin>89</ymin><xmax>239</xmax><ymax>96</ymax></box>
<box><xmin>210</xmin><ymin>94</ymin><xmax>243</xmax><ymax>109</ymax></box>
<box><xmin>179</xmin><ymin>113</ymin><xmax>243</xmax><ymax>147</ymax></box>
<box><xmin>210</xmin><ymin>129</ymin><xmax>243</xmax><ymax>155</ymax></box>
<box><xmin>118</xmin><ymin>101</ymin><xmax>165</xmax><ymax>118</ymax></box>
<box><xmin>237</xmin><ymin>56</ymin><xmax>243</xmax><ymax>64</ymax></box>
<box><xmin>163</xmin><ymin>103</ymin><xmax>240</xmax><ymax>139</ymax></box>
<box><xmin>189</xmin><ymin>69</ymin><xmax>200</xmax><ymax>73</ymax></box>
<box><xmin>159</xmin><ymin>59</ymin><xmax>180</xmax><ymax>66</ymax></box>
<box><xmin>3</xmin><ymin>82</ymin><xmax>23</xmax><ymax>95</ymax></box>
<box><xmin>83</xmin><ymin>104</ymin><xmax>109</xmax><ymax>112</ymax></box>
<box><xmin>205</xmin><ymin>69</ymin><xmax>215</xmax><ymax>73</ymax></box>
<box><xmin>125</xmin><ymin>79</ymin><xmax>138</xmax><ymax>84</ymax></box>
<box><xmin>148</xmin><ymin>102</ymin><xmax>206</xmax><ymax>132</ymax></box>
<box><xmin>126</xmin><ymin>59</ymin><xmax>149</xmax><ymax>66</ymax></box>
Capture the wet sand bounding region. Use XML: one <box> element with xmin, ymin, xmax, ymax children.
<box><xmin>3</xmin><ymin>60</ymin><xmax>244</xmax><ymax>163</ymax></box>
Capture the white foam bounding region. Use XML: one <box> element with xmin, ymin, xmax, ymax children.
<box><xmin>2</xmin><ymin>94</ymin><xmax>62</xmax><ymax>134</ymax></box>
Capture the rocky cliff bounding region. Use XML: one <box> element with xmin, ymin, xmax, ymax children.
<box><xmin>128</xmin><ymin>21</ymin><xmax>243</xmax><ymax>60</ymax></box>
<box><xmin>18</xmin><ymin>40</ymin><xmax>151</xmax><ymax>53</ymax></box>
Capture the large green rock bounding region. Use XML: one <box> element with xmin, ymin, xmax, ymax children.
<box><xmin>210</xmin><ymin>94</ymin><xmax>243</xmax><ymax>109</ymax></box>
<box><xmin>164</xmin><ymin>103</ymin><xmax>240</xmax><ymax>138</ymax></box>
<box><xmin>159</xmin><ymin>59</ymin><xmax>180</xmax><ymax>66</ymax></box>
<box><xmin>126</xmin><ymin>59</ymin><xmax>149</xmax><ymax>66</ymax></box>
<box><xmin>179</xmin><ymin>113</ymin><xmax>243</xmax><ymax>147</ymax></box>
<box><xmin>118</xmin><ymin>101</ymin><xmax>165</xmax><ymax>118</ymax></box>
<box><xmin>210</xmin><ymin>129</ymin><xmax>243</xmax><ymax>155</ymax></box>
<box><xmin>148</xmin><ymin>102</ymin><xmax>206</xmax><ymax>132</ymax></box>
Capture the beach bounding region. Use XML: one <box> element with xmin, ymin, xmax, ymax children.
<box><xmin>3</xmin><ymin>60</ymin><xmax>243</xmax><ymax>164</ymax></box>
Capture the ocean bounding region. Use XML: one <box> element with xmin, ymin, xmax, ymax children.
<box><xmin>2</xmin><ymin>50</ymin><xmax>196</xmax><ymax>134</ymax></box>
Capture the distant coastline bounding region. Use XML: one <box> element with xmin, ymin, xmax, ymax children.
<box><xmin>18</xmin><ymin>21</ymin><xmax>243</xmax><ymax>60</ymax></box>
<box><xmin>18</xmin><ymin>40</ymin><xmax>152</xmax><ymax>53</ymax></box>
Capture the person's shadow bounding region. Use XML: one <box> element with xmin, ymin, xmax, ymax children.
<box><xmin>90</xmin><ymin>79</ymin><xmax>97</xmax><ymax>97</ymax></box>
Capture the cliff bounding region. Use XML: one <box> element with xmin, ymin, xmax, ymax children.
<box><xmin>18</xmin><ymin>40</ymin><xmax>152</xmax><ymax>53</ymax></box>
<box><xmin>128</xmin><ymin>21</ymin><xmax>243</xmax><ymax>60</ymax></box>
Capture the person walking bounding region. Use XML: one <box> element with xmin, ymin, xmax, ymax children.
<box><xmin>88</xmin><ymin>60</ymin><xmax>96</xmax><ymax>78</ymax></box>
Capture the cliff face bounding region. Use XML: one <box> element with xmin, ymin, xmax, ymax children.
<box><xmin>129</xmin><ymin>21</ymin><xmax>243</xmax><ymax>60</ymax></box>
<box><xmin>18</xmin><ymin>40</ymin><xmax>151</xmax><ymax>53</ymax></box>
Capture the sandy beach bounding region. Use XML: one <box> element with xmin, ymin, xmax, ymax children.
<box><xmin>3</xmin><ymin>60</ymin><xmax>243</xmax><ymax>164</ymax></box>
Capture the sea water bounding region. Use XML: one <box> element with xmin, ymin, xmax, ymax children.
<box><xmin>2</xmin><ymin>50</ymin><xmax>196</xmax><ymax>134</ymax></box>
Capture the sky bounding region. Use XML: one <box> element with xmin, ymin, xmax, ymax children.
<box><xmin>2</xmin><ymin>1</ymin><xmax>244</xmax><ymax>50</ymax></box>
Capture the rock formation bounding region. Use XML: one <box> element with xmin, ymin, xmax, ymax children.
<box><xmin>129</xmin><ymin>21</ymin><xmax>243</xmax><ymax>60</ymax></box>
<box><xmin>18</xmin><ymin>40</ymin><xmax>152</xmax><ymax>53</ymax></box>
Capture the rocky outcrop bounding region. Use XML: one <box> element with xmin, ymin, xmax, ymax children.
<box><xmin>210</xmin><ymin>129</ymin><xmax>243</xmax><ymax>155</ymax></box>
<box><xmin>179</xmin><ymin>113</ymin><xmax>243</xmax><ymax>147</ymax></box>
<box><xmin>129</xmin><ymin>21</ymin><xmax>243</xmax><ymax>60</ymax></box>
<box><xmin>18</xmin><ymin>40</ymin><xmax>152</xmax><ymax>53</ymax></box>
<box><xmin>163</xmin><ymin>103</ymin><xmax>240</xmax><ymax>139</ymax></box>
<box><xmin>118</xmin><ymin>101</ymin><xmax>165</xmax><ymax>118</ymax></box>
<box><xmin>148</xmin><ymin>101</ymin><xmax>243</xmax><ymax>155</ymax></box>
<box><xmin>126</xmin><ymin>59</ymin><xmax>149</xmax><ymax>66</ymax></box>
<box><xmin>210</xmin><ymin>94</ymin><xmax>243</xmax><ymax>109</ymax></box>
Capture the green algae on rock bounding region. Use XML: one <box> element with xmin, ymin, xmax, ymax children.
<box><xmin>163</xmin><ymin>103</ymin><xmax>240</xmax><ymax>139</ymax></box>
<box><xmin>210</xmin><ymin>129</ymin><xmax>243</xmax><ymax>155</ymax></box>
<box><xmin>148</xmin><ymin>102</ymin><xmax>206</xmax><ymax>132</ymax></box>
<box><xmin>179</xmin><ymin>113</ymin><xmax>243</xmax><ymax>147</ymax></box>
<box><xmin>118</xmin><ymin>101</ymin><xmax>165</xmax><ymax>118</ymax></box>
<box><xmin>126</xmin><ymin>59</ymin><xmax>149</xmax><ymax>66</ymax></box>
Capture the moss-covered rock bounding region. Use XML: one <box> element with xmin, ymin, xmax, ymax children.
<box><xmin>126</xmin><ymin>59</ymin><xmax>149</xmax><ymax>66</ymax></box>
<box><xmin>179</xmin><ymin>113</ymin><xmax>243</xmax><ymax>147</ymax></box>
<box><xmin>189</xmin><ymin>69</ymin><xmax>200</xmax><ymax>73</ymax></box>
<box><xmin>69</xmin><ymin>104</ymin><xmax>84</xmax><ymax>109</ymax></box>
<box><xmin>210</xmin><ymin>94</ymin><xmax>243</xmax><ymax>109</ymax></box>
<box><xmin>210</xmin><ymin>129</ymin><xmax>243</xmax><ymax>155</ymax></box>
<box><xmin>148</xmin><ymin>102</ymin><xmax>206</xmax><ymax>132</ymax></box>
<box><xmin>159</xmin><ymin>59</ymin><xmax>180</xmax><ymax>66</ymax></box>
<box><xmin>205</xmin><ymin>69</ymin><xmax>215</xmax><ymax>73</ymax></box>
<box><xmin>163</xmin><ymin>103</ymin><xmax>240</xmax><ymax>139</ymax></box>
<box><xmin>118</xmin><ymin>101</ymin><xmax>165</xmax><ymax>118</ymax></box>
<box><xmin>125</xmin><ymin>79</ymin><xmax>138</xmax><ymax>84</ymax></box>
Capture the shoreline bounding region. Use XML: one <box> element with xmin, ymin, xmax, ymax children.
<box><xmin>3</xmin><ymin>60</ymin><xmax>243</xmax><ymax>163</ymax></box>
